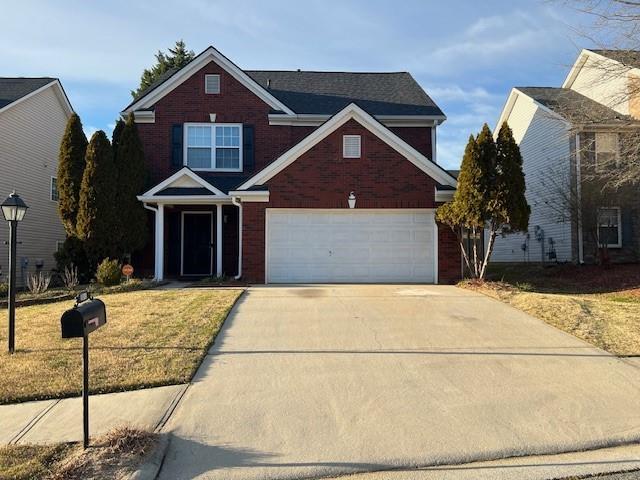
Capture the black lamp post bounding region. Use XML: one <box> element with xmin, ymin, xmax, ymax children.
<box><xmin>2</xmin><ymin>192</ymin><xmax>28</xmax><ymax>354</ymax></box>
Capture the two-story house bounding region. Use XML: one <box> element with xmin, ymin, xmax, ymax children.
<box><xmin>123</xmin><ymin>46</ymin><xmax>460</xmax><ymax>284</ymax></box>
<box><xmin>492</xmin><ymin>49</ymin><xmax>640</xmax><ymax>265</ymax></box>
<box><xmin>0</xmin><ymin>78</ymin><xmax>73</xmax><ymax>285</ymax></box>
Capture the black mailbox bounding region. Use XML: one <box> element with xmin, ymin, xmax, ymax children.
<box><xmin>61</xmin><ymin>298</ymin><xmax>107</xmax><ymax>338</ymax></box>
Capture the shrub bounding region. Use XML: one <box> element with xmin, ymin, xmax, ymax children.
<box><xmin>55</xmin><ymin>236</ymin><xmax>92</xmax><ymax>282</ymax></box>
<box><xmin>27</xmin><ymin>272</ymin><xmax>51</xmax><ymax>294</ymax></box>
<box><xmin>63</xmin><ymin>264</ymin><xmax>80</xmax><ymax>291</ymax></box>
<box><xmin>96</xmin><ymin>258</ymin><xmax>122</xmax><ymax>286</ymax></box>
<box><xmin>0</xmin><ymin>282</ymin><xmax>7</xmax><ymax>298</ymax></box>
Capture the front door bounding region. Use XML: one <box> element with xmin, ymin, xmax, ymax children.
<box><xmin>181</xmin><ymin>212</ymin><xmax>213</xmax><ymax>276</ymax></box>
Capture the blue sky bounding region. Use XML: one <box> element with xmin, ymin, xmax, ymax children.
<box><xmin>1</xmin><ymin>0</ymin><xmax>594</xmax><ymax>169</ymax></box>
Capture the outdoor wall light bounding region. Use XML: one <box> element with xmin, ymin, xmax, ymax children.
<box><xmin>348</xmin><ymin>191</ymin><xmax>356</xmax><ymax>209</ymax></box>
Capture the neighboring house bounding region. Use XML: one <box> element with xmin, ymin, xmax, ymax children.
<box><xmin>0</xmin><ymin>78</ymin><xmax>73</xmax><ymax>285</ymax></box>
<box><xmin>492</xmin><ymin>49</ymin><xmax>640</xmax><ymax>265</ymax></box>
<box><xmin>123</xmin><ymin>46</ymin><xmax>460</xmax><ymax>284</ymax></box>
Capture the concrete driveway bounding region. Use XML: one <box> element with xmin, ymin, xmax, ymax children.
<box><xmin>158</xmin><ymin>285</ymin><xmax>640</xmax><ymax>480</ymax></box>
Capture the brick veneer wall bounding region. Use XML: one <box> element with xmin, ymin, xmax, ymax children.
<box><xmin>242</xmin><ymin>119</ymin><xmax>460</xmax><ymax>283</ymax></box>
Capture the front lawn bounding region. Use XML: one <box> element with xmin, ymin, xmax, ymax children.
<box><xmin>0</xmin><ymin>288</ymin><xmax>242</xmax><ymax>404</ymax></box>
<box><xmin>464</xmin><ymin>264</ymin><xmax>640</xmax><ymax>356</ymax></box>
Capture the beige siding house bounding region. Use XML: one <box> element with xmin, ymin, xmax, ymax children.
<box><xmin>0</xmin><ymin>78</ymin><xmax>73</xmax><ymax>285</ymax></box>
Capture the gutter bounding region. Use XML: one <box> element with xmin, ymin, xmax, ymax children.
<box><xmin>231</xmin><ymin>197</ymin><xmax>243</xmax><ymax>280</ymax></box>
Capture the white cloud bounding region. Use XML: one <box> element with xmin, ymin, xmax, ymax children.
<box><xmin>427</xmin><ymin>85</ymin><xmax>495</xmax><ymax>102</ymax></box>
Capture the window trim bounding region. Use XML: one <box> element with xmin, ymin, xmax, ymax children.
<box><xmin>597</xmin><ymin>206</ymin><xmax>622</xmax><ymax>248</ymax></box>
<box><xmin>183</xmin><ymin>123</ymin><xmax>243</xmax><ymax>172</ymax></box>
<box><xmin>50</xmin><ymin>176</ymin><xmax>59</xmax><ymax>202</ymax></box>
<box><xmin>204</xmin><ymin>74</ymin><xmax>221</xmax><ymax>94</ymax></box>
<box><xmin>343</xmin><ymin>135</ymin><xmax>361</xmax><ymax>158</ymax></box>
<box><xmin>594</xmin><ymin>132</ymin><xmax>619</xmax><ymax>172</ymax></box>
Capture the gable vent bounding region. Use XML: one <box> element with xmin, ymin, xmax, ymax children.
<box><xmin>205</xmin><ymin>74</ymin><xmax>220</xmax><ymax>94</ymax></box>
<box><xmin>343</xmin><ymin>135</ymin><xmax>361</xmax><ymax>158</ymax></box>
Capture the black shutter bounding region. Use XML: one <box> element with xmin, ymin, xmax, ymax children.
<box><xmin>243</xmin><ymin>124</ymin><xmax>255</xmax><ymax>171</ymax></box>
<box><xmin>171</xmin><ymin>124</ymin><xmax>183</xmax><ymax>169</ymax></box>
<box><xmin>621</xmin><ymin>208</ymin><xmax>633</xmax><ymax>247</ymax></box>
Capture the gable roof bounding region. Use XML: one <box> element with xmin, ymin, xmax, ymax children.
<box><xmin>516</xmin><ymin>86</ymin><xmax>633</xmax><ymax>125</ymax></box>
<box><xmin>237</xmin><ymin>103</ymin><xmax>457</xmax><ymax>190</ymax></box>
<box><xmin>245</xmin><ymin>71</ymin><xmax>444</xmax><ymax>116</ymax></box>
<box><xmin>589</xmin><ymin>49</ymin><xmax>640</xmax><ymax>70</ymax></box>
<box><xmin>0</xmin><ymin>77</ymin><xmax>57</xmax><ymax>109</ymax></box>
<box><xmin>122</xmin><ymin>46</ymin><xmax>294</xmax><ymax>115</ymax></box>
<box><xmin>123</xmin><ymin>47</ymin><xmax>445</xmax><ymax>118</ymax></box>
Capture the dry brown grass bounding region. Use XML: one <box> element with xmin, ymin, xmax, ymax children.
<box><xmin>0</xmin><ymin>288</ymin><xmax>242</xmax><ymax>404</ymax></box>
<box><xmin>0</xmin><ymin>427</ymin><xmax>157</xmax><ymax>480</ymax></box>
<box><xmin>465</xmin><ymin>279</ymin><xmax>640</xmax><ymax>356</ymax></box>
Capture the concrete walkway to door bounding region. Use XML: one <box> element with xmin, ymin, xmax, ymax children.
<box><xmin>158</xmin><ymin>285</ymin><xmax>640</xmax><ymax>480</ymax></box>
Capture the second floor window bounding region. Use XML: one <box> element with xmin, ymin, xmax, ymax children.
<box><xmin>595</xmin><ymin>132</ymin><xmax>619</xmax><ymax>171</ymax></box>
<box><xmin>185</xmin><ymin>124</ymin><xmax>242</xmax><ymax>171</ymax></box>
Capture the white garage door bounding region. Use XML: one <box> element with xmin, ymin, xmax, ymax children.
<box><xmin>266</xmin><ymin>209</ymin><xmax>437</xmax><ymax>283</ymax></box>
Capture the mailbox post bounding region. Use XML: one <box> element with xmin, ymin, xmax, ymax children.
<box><xmin>60</xmin><ymin>292</ymin><xmax>107</xmax><ymax>449</ymax></box>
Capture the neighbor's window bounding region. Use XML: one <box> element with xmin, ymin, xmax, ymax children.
<box><xmin>598</xmin><ymin>207</ymin><xmax>622</xmax><ymax>248</ymax></box>
<box><xmin>50</xmin><ymin>177</ymin><xmax>59</xmax><ymax>202</ymax></box>
<box><xmin>185</xmin><ymin>124</ymin><xmax>242</xmax><ymax>171</ymax></box>
<box><xmin>595</xmin><ymin>132</ymin><xmax>619</xmax><ymax>171</ymax></box>
<box><xmin>205</xmin><ymin>74</ymin><xmax>220</xmax><ymax>94</ymax></box>
<box><xmin>343</xmin><ymin>135</ymin><xmax>361</xmax><ymax>158</ymax></box>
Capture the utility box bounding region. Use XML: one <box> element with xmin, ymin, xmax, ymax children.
<box><xmin>61</xmin><ymin>298</ymin><xmax>107</xmax><ymax>338</ymax></box>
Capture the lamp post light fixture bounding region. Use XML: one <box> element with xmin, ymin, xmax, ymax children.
<box><xmin>1</xmin><ymin>191</ymin><xmax>28</xmax><ymax>354</ymax></box>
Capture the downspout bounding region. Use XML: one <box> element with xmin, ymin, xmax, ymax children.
<box><xmin>231</xmin><ymin>196</ymin><xmax>242</xmax><ymax>280</ymax></box>
<box><xmin>575</xmin><ymin>133</ymin><xmax>584</xmax><ymax>264</ymax></box>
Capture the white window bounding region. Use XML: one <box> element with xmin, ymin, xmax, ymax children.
<box><xmin>184</xmin><ymin>123</ymin><xmax>242</xmax><ymax>171</ymax></box>
<box><xmin>595</xmin><ymin>132</ymin><xmax>619</xmax><ymax>171</ymax></box>
<box><xmin>56</xmin><ymin>240</ymin><xmax>64</xmax><ymax>252</ymax></box>
<box><xmin>50</xmin><ymin>177</ymin><xmax>59</xmax><ymax>202</ymax></box>
<box><xmin>598</xmin><ymin>207</ymin><xmax>622</xmax><ymax>248</ymax></box>
<box><xmin>343</xmin><ymin>135</ymin><xmax>361</xmax><ymax>158</ymax></box>
<box><xmin>205</xmin><ymin>74</ymin><xmax>220</xmax><ymax>94</ymax></box>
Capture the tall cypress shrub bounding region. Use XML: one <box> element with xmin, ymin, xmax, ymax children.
<box><xmin>115</xmin><ymin>113</ymin><xmax>148</xmax><ymax>257</ymax></box>
<box><xmin>76</xmin><ymin>131</ymin><xmax>118</xmax><ymax>266</ymax></box>
<box><xmin>57</xmin><ymin>113</ymin><xmax>88</xmax><ymax>236</ymax></box>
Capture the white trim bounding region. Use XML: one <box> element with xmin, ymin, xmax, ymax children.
<box><xmin>138</xmin><ymin>195</ymin><xmax>232</xmax><ymax>204</ymax></box>
<box><xmin>342</xmin><ymin>135</ymin><xmax>361</xmax><ymax>158</ymax></box>
<box><xmin>431</xmin><ymin>126</ymin><xmax>437</xmax><ymax>163</ymax></box>
<box><xmin>141</xmin><ymin>167</ymin><xmax>226</xmax><ymax>197</ymax></box>
<box><xmin>435</xmin><ymin>188</ymin><xmax>454</xmax><ymax>203</ymax></box>
<box><xmin>216</xmin><ymin>204</ymin><xmax>223</xmax><ymax>277</ymax></box>
<box><xmin>181</xmin><ymin>211</ymin><xmax>214</xmax><ymax>276</ymax></box>
<box><xmin>0</xmin><ymin>79</ymin><xmax>73</xmax><ymax>117</ymax></box>
<box><xmin>576</xmin><ymin>133</ymin><xmax>584</xmax><ymax>264</ymax></box>
<box><xmin>562</xmin><ymin>49</ymin><xmax>591</xmax><ymax>89</ymax></box>
<box><xmin>268</xmin><ymin>113</ymin><xmax>444</xmax><ymax>127</ymax></box>
<box><xmin>50</xmin><ymin>176</ymin><xmax>59</xmax><ymax>202</ymax></box>
<box><xmin>122</xmin><ymin>46</ymin><xmax>294</xmax><ymax>115</ymax></box>
<box><xmin>183</xmin><ymin>123</ymin><xmax>243</xmax><ymax>172</ymax></box>
<box><xmin>205</xmin><ymin>74</ymin><xmax>221</xmax><ymax>94</ymax></box>
<box><xmin>148</xmin><ymin>203</ymin><xmax>164</xmax><ymax>281</ymax></box>
<box><xmin>238</xmin><ymin>103</ymin><xmax>457</xmax><ymax>190</ymax></box>
<box><xmin>227</xmin><ymin>190</ymin><xmax>270</xmax><ymax>202</ymax></box>
<box><xmin>132</xmin><ymin>110</ymin><xmax>155</xmax><ymax>123</ymax></box>
<box><xmin>264</xmin><ymin>208</ymin><xmax>438</xmax><ymax>284</ymax></box>
<box><xmin>597</xmin><ymin>206</ymin><xmax>623</xmax><ymax>249</ymax></box>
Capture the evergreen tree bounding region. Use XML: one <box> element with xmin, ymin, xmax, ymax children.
<box><xmin>111</xmin><ymin>119</ymin><xmax>125</xmax><ymax>158</ymax></box>
<box><xmin>115</xmin><ymin>113</ymin><xmax>148</xmax><ymax>257</ymax></box>
<box><xmin>131</xmin><ymin>40</ymin><xmax>195</xmax><ymax>98</ymax></box>
<box><xmin>57</xmin><ymin>113</ymin><xmax>88</xmax><ymax>236</ymax></box>
<box><xmin>76</xmin><ymin>131</ymin><xmax>118</xmax><ymax>266</ymax></box>
<box><xmin>437</xmin><ymin>123</ymin><xmax>529</xmax><ymax>280</ymax></box>
<box><xmin>494</xmin><ymin>122</ymin><xmax>530</xmax><ymax>233</ymax></box>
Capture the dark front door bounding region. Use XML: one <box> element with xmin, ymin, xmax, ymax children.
<box><xmin>182</xmin><ymin>212</ymin><xmax>213</xmax><ymax>276</ymax></box>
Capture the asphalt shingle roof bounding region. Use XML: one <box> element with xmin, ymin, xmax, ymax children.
<box><xmin>245</xmin><ymin>70</ymin><xmax>444</xmax><ymax>116</ymax></box>
<box><xmin>517</xmin><ymin>87</ymin><xmax>633</xmax><ymax>124</ymax></box>
<box><xmin>589</xmin><ymin>49</ymin><xmax>640</xmax><ymax>70</ymax></box>
<box><xmin>0</xmin><ymin>78</ymin><xmax>56</xmax><ymax>109</ymax></box>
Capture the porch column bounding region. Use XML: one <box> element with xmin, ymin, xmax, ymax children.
<box><xmin>155</xmin><ymin>204</ymin><xmax>164</xmax><ymax>281</ymax></box>
<box><xmin>216</xmin><ymin>203</ymin><xmax>223</xmax><ymax>277</ymax></box>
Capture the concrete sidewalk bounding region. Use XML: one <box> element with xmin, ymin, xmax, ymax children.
<box><xmin>0</xmin><ymin>384</ymin><xmax>187</xmax><ymax>445</ymax></box>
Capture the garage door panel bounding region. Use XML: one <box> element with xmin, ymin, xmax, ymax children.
<box><xmin>267</xmin><ymin>210</ymin><xmax>436</xmax><ymax>283</ymax></box>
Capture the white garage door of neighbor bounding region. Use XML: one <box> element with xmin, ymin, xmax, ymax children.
<box><xmin>266</xmin><ymin>209</ymin><xmax>437</xmax><ymax>283</ymax></box>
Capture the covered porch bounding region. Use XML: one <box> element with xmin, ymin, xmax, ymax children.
<box><xmin>137</xmin><ymin>168</ymin><xmax>267</xmax><ymax>281</ymax></box>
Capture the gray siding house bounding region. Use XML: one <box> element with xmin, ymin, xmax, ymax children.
<box><xmin>492</xmin><ymin>49</ymin><xmax>640</xmax><ymax>265</ymax></box>
<box><xmin>0</xmin><ymin>78</ymin><xmax>73</xmax><ymax>285</ymax></box>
